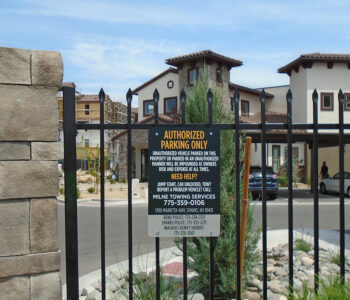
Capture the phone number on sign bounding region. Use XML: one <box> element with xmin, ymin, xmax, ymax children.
<box><xmin>164</xmin><ymin>200</ymin><xmax>205</xmax><ymax>206</ymax></box>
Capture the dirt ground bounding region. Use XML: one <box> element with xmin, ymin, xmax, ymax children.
<box><xmin>59</xmin><ymin>180</ymin><xmax>148</xmax><ymax>200</ymax></box>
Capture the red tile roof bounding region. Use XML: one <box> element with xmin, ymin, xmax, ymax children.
<box><xmin>229</xmin><ymin>83</ymin><xmax>274</xmax><ymax>98</ymax></box>
<box><xmin>166</xmin><ymin>50</ymin><xmax>242</xmax><ymax>68</ymax></box>
<box><xmin>240</xmin><ymin>112</ymin><xmax>287</xmax><ymax>124</ymax></box>
<box><xmin>77</xmin><ymin>94</ymin><xmax>111</xmax><ymax>102</ymax></box>
<box><xmin>111</xmin><ymin>114</ymin><xmax>176</xmax><ymax>140</ymax></box>
<box><xmin>278</xmin><ymin>53</ymin><xmax>350</xmax><ymax>73</ymax></box>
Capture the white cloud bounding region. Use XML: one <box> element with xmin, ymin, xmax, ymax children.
<box><xmin>62</xmin><ymin>35</ymin><xmax>197</xmax><ymax>100</ymax></box>
<box><xmin>10</xmin><ymin>0</ymin><xmax>230</xmax><ymax>27</ymax></box>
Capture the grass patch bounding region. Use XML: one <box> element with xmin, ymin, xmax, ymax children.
<box><xmin>330</xmin><ymin>252</ymin><xmax>348</xmax><ymax>267</ymax></box>
<box><xmin>295</xmin><ymin>238</ymin><xmax>312</xmax><ymax>252</ymax></box>
<box><xmin>287</xmin><ymin>275</ymin><xmax>350</xmax><ymax>299</ymax></box>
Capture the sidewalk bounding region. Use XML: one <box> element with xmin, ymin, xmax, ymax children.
<box><xmin>61</xmin><ymin>228</ymin><xmax>350</xmax><ymax>299</ymax></box>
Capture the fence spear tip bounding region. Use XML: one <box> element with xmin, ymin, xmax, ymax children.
<box><xmin>286</xmin><ymin>88</ymin><xmax>292</xmax><ymax>103</ymax></box>
<box><xmin>126</xmin><ymin>88</ymin><xmax>133</xmax><ymax>104</ymax></box>
<box><xmin>153</xmin><ymin>88</ymin><xmax>159</xmax><ymax>102</ymax></box>
<box><xmin>207</xmin><ymin>88</ymin><xmax>213</xmax><ymax>103</ymax></box>
<box><xmin>99</xmin><ymin>88</ymin><xmax>105</xmax><ymax>102</ymax></box>
<box><xmin>312</xmin><ymin>89</ymin><xmax>318</xmax><ymax>102</ymax></box>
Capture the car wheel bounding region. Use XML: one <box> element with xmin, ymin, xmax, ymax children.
<box><xmin>347</xmin><ymin>187</ymin><xmax>350</xmax><ymax>198</ymax></box>
<box><xmin>320</xmin><ymin>183</ymin><xmax>327</xmax><ymax>194</ymax></box>
<box><xmin>269</xmin><ymin>194</ymin><xmax>277</xmax><ymax>200</ymax></box>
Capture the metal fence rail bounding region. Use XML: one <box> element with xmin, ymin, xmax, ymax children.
<box><xmin>63</xmin><ymin>86</ymin><xmax>348</xmax><ymax>300</ymax></box>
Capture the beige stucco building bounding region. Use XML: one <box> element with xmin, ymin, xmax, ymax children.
<box><xmin>58</xmin><ymin>83</ymin><xmax>127</xmax><ymax>169</ymax></box>
<box><xmin>112</xmin><ymin>50</ymin><xmax>350</xmax><ymax>182</ymax></box>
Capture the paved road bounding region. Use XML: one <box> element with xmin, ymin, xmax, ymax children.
<box><xmin>57</xmin><ymin>188</ymin><xmax>350</xmax><ymax>284</ymax></box>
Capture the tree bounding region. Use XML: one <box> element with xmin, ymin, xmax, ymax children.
<box><xmin>175</xmin><ymin>70</ymin><xmax>260</xmax><ymax>298</ymax></box>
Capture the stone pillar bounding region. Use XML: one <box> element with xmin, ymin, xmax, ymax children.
<box><xmin>0</xmin><ymin>47</ymin><xmax>63</xmax><ymax>300</ymax></box>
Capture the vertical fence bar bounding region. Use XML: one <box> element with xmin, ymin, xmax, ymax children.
<box><xmin>63</xmin><ymin>86</ymin><xmax>79</xmax><ymax>300</ymax></box>
<box><xmin>207</xmin><ymin>89</ymin><xmax>215</xmax><ymax>300</ymax></box>
<box><xmin>99</xmin><ymin>88</ymin><xmax>106</xmax><ymax>300</ymax></box>
<box><xmin>286</xmin><ymin>89</ymin><xmax>294</xmax><ymax>295</ymax></box>
<box><xmin>260</xmin><ymin>90</ymin><xmax>268</xmax><ymax>300</ymax></box>
<box><xmin>312</xmin><ymin>89</ymin><xmax>319</xmax><ymax>292</ymax></box>
<box><xmin>153</xmin><ymin>88</ymin><xmax>161</xmax><ymax>300</ymax></box>
<box><xmin>126</xmin><ymin>88</ymin><xmax>133</xmax><ymax>300</ymax></box>
<box><xmin>338</xmin><ymin>89</ymin><xmax>345</xmax><ymax>280</ymax></box>
<box><xmin>180</xmin><ymin>88</ymin><xmax>188</xmax><ymax>300</ymax></box>
<box><xmin>234</xmin><ymin>88</ymin><xmax>242</xmax><ymax>300</ymax></box>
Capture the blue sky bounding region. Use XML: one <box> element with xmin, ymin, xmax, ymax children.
<box><xmin>1</xmin><ymin>0</ymin><xmax>350</xmax><ymax>103</ymax></box>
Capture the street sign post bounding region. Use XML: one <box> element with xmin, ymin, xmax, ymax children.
<box><xmin>148</xmin><ymin>127</ymin><xmax>220</xmax><ymax>237</ymax></box>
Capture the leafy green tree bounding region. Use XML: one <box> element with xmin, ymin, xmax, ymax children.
<box><xmin>175</xmin><ymin>71</ymin><xmax>260</xmax><ymax>298</ymax></box>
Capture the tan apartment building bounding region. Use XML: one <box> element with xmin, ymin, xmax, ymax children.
<box><xmin>112</xmin><ymin>50</ymin><xmax>350</xmax><ymax>183</ymax></box>
<box><xmin>58</xmin><ymin>82</ymin><xmax>127</xmax><ymax>169</ymax></box>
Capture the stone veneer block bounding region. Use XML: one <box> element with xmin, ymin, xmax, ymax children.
<box><xmin>0</xmin><ymin>85</ymin><xmax>58</xmax><ymax>141</ymax></box>
<box><xmin>30</xmin><ymin>272</ymin><xmax>61</xmax><ymax>300</ymax></box>
<box><xmin>0</xmin><ymin>47</ymin><xmax>31</xmax><ymax>84</ymax></box>
<box><xmin>0</xmin><ymin>161</ymin><xmax>58</xmax><ymax>200</ymax></box>
<box><xmin>0</xmin><ymin>142</ymin><xmax>30</xmax><ymax>160</ymax></box>
<box><xmin>31</xmin><ymin>50</ymin><xmax>63</xmax><ymax>88</ymax></box>
<box><xmin>0</xmin><ymin>200</ymin><xmax>30</xmax><ymax>256</ymax></box>
<box><xmin>0</xmin><ymin>276</ymin><xmax>30</xmax><ymax>300</ymax></box>
<box><xmin>31</xmin><ymin>142</ymin><xmax>60</xmax><ymax>161</ymax></box>
<box><xmin>0</xmin><ymin>252</ymin><xmax>60</xmax><ymax>278</ymax></box>
<box><xmin>30</xmin><ymin>199</ymin><xmax>58</xmax><ymax>253</ymax></box>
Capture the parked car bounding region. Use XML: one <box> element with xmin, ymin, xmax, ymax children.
<box><xmin>249</xmin><ymin>166</ymin><xmax>279</xmax><ymax>200</ymax></box>
<box><xmin>319</xmin><ymin>171</ymin><xmax>350</xmax><ymax>197</ymax></box>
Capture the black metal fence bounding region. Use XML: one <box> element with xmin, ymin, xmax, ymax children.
<box><xmin>63</xmin><ymin>86</ymin><xmax>349</xmax><ymax>300</ymax></box>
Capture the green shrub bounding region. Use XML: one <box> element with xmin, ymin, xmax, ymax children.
<box><xmin>295</xmin><ymin>238</ymin><xmax>312</xmax><ymax>252</ymax></box>
<box><xmin>120</xmin><ymin>272</ymin><xmax>179</xmax><ymax>300</ymax></box>
<box><xmin>59</xmin><ymin>186</ymin><xmax>81</xmax><ymax>198</ymax></box>
<box><xmin>87</xmin><ymin>187</ymin><xmax>95</xmax><ymax>194</ymax></box>
<box><xmin>287</xmin><ymin>275</ymin><xmax>350</xmax><ymax>299</ymax></box>
<box><xmin>278</xmin><ymin>175</ymin><xmax>288</xmax><ymax>187</ymax></box>
<box><xmin>175</xmin><ymin>70</ymin><xmax>260</xmax><ymax>298</ymax></box>
<box><xmin>121</xmin><ymin>178</ymin><xmax>126</xmax><ymax>183</ymax></box>
<box><xmin>330</xmin><ymin>252</ymin><xmax>348</xmax><ymax>267</ymax></box>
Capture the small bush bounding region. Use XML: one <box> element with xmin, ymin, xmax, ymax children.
<box><xmin>60</xmin><ymin>186</ymin><xmax>81</xmax><ymax>198</ymax></box>
<box><xmin>87</xmin><ymin>187</ymin><xmax>95</xmax><ymax>194</ymax></box>
<box><xmin>287</xmin><ymin>275</ymin><xmax>350</xmax><ymax>299</ymax></box>
<box><xmin>121</xmin><ymin>178</ymin><xmax>126</xmax><ymax>183</ymax></box>
<box><xmin>295</xmin><ymin>238</ymin><xmax>312</xmax><ymax>252</ymax></box>
<box><xmin>330</xmin><ymin>252</ymin><xmax>348</xmax><ymax>267</ymax></box>
<box><xmin>120</xmin><ymin>272</ymin><xmax>179</xmax><ymax>300</ymax></box>
<box><xmin>278</xmin><ymin>175</ymin><xmax>288</xmax><ymax>187</ymax></box>
<box><xmin>108</xmin><ymin>177</ymin><xmax>116</xmax><ymax>184</ymax></box>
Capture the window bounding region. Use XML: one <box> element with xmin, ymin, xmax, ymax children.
<box><xmin>344</xmin><ymin>93</ymin><xmax>350</xmax><ymax>111</ymax></box>
<box><xmin>230</xmin><ymin>97</ymin><xmax>234</xmax><ymax>111</ymax></box>
<box><xmin>143</xmin><ymin>100</ymin><xmax>154</xmax><ymax>116</ymax></box>
<box><xmin>241</xmin><ymin>100</ymin><xmax>249</xmax><ymax>116</ymax></box>
<box><xmin>216</xmin><ymin>68</ymin><xmax>223</xmax><ymax>84</ymax></box>
<box><xmin>164</xmin><ymin>97</ymin><xmax>177</xmax><ymax>114</ymax></box>
<box><xmin>272</xmin><ymin>145</ymin><xmax>281</xmax><ymax>173</ymax></box>
<box><xmin>188</xmin><ymin>67</ymin><xmax>198</xmax><ymax>86</ymax></box>
<box><xmin>321</xmin><ymin>93</ymin><xmax>334</xmax><ymax>111</ymax></box>
<box><xmin>84</xmin><ymin>139</ymin><xmax>90</xmax><ymax>147</ymax></box>
<box><xmin>85</xmin><ymin>104</ymin><xmax>90</xmax><ymax>115</ymax></box>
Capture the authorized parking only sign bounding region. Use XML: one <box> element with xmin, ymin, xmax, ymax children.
<box><xmin>148</xmin><ymin>127</ymin><xmax>220</xmax><ymax>237</ymax></box>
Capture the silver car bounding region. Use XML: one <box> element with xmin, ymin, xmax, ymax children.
<box><xmin>320</xmin><ymin>171</ymin><xmax>350</xmax><ymax>197</ymax></box>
